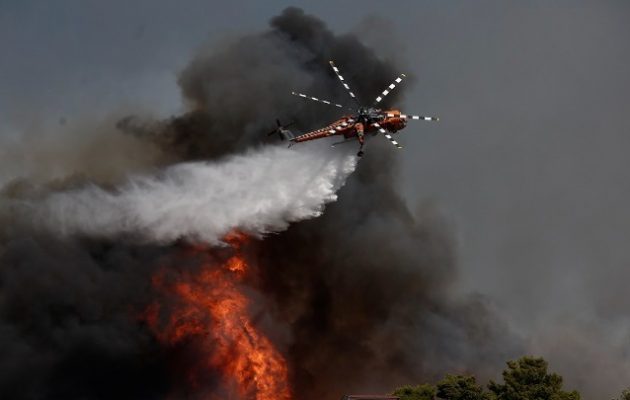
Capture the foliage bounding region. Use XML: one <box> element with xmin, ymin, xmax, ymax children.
<box><xmin>487</xmin><ymin>356</ymin><xmax>580</xmax><ymax>400</ymax></box>
<box><xmin>393</xmin><ymin>356</ymin><xmax>583</xmax><ymax>400</ymax></box>
<box><xmin>436</xmin><ymin>374</ymin><xmax>489</xmax><ymax>400</ymax></box>
<box><xmin>393</xmin><ymin>383</ymin><xmax>437</xmax><ymax>400</ymax></box>
<box><xmin>612</xmin><ymin>388</ymin><xmax>630</xmax><ymax>400</ymax></box>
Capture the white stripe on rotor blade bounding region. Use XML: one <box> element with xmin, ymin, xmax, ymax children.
<box><xmin>374</xmin><ymin>125</ymin><xmax>387</xmax><ymax>135</ymax></box>
<box><xmin>292</xmin><ymin>91</ymin><xmax>344</xmax><ymax>108</ymax></box>
<box><xmin>375</xmin><ymin>74</ymin><xmax>405</xmax><ymax>103</ymax></box>
<box><xmin>384</xmin><ymin>135</ymin><xmax>402</xmax><ymax>148</ymax></box>
<box><xmin>393</xmin><ymin>113</ymin><xmax>439</xmax><ymax>122</ymax></box>
<box><xmin>330</xmin><ymin>61</ymin><xmax>358</xmax><ymax>102</ymax></box>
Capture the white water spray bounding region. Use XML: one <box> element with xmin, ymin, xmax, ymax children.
<box><xmin>25</xmin><ymin>144</ymin><xmax>356</xmax><ymax>244</ymax></box>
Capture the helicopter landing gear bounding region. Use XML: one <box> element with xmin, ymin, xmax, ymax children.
<box><xmin>356</xmin><ymin>123</ymin><xmax>365</xmax><ymax>157</ymax></box>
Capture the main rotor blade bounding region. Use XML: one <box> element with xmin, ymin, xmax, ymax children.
<box><xmin>329</xmin><ymin>60</ymin><xmax>360</xmax><ymax>105</ymax></box>
<box><xmin>291</xmin><ymin>91</ymin><xmax>344</xmax><ymax>108</ymax></box>
<box><xmin>374</xmin><ymin>74</ymin><xmax>406</xmax><ymax>104</ymax></box>
<box><xmin>373</xmin><ymin>122</ymin><xmax>402</xmax><ymax>149</ymax></box>
<box><xmin>387</xmin><ymin>112</ymin><xmax>439</xmax><ymax>122</ymax></box>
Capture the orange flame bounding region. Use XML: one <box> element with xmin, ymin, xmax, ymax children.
<box><xmin>145</xmin><ymin>233</ymin><xmax>291</xmax><ymax>400</ymax></box>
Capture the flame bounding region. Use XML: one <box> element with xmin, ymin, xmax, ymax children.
<box><xmin>145</xmin><ymin>233</ymin><xmax>291</xmax><ymax>400</ymax></box>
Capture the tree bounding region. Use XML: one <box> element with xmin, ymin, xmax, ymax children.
<box><xmin>393</xmin><ymin>384</ymin><xmax>436</xmax><ymax>400</ymax></box>
<box><xmin>436</xmin><ymin>374</ymin><xmax>489</xmax><ymax>400</ymax></box>
<box><xmin>487</xmin><ymin>356</ymin><xmax>580</xmax><ymax>400</ymax></box>
<box><xmin>612</xmin><ymin>388</ymin><xmax>630</xmax><ymax>400</ymax></box>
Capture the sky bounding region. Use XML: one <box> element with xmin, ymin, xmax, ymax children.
<box><xmin>1</xmin><ymin>0</ymin><xmax>630</xmax><ymax>397</ymax></box>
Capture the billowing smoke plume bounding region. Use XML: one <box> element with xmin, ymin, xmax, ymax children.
<box><xmin>0</xmin><ymin>7</ymin><xmax>521</xmax><ymax>400</ymax></box>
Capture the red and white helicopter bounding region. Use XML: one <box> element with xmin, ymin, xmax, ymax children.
<box><xmin>269</xmin><ymin>61</ymin><xmax>439</xmax><ymax>157</ymax></box>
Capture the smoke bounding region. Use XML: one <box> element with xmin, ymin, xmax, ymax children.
<box><xmin>0</xmin><ymin>115</ymin><xmax>172</xmax><ymax>189</ymax></box>
<box><xmin>0</xmin><ymin>6</ymin><xmax>522</xmax><ymax>400</ymax></box>
<box><xmin>117</xmin><ymin>7</ymin><xmax>402</xmax><ymax>162</ymax></box>
<box><xmin>0</xmin><ymin>235</ymin><xmax>173</xmax><ymax>399</ymax></box>
<box><xmin>254</xmin><ymin>145</ymin><xmax>520</xmax><ymax>398</ymax></box>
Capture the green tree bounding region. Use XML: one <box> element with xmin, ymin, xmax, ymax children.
<box><xmin>437</xmin><ymin>374</ymin><xmax>489</xmax><ymax>400</ymax></box>
<box><xmin>393</xmin><ymin>383</ymin><xmax>436</xmax><ymax>400</ymax></box>
<box><xmin>488</xmin><ymin>356</ymin><xmax>580</xmax><ymax>400</ymax></box>
<box><xmin>612</xmin><ymin>388</ymin><xmax>630</xmax><ymax>400</ymax></box>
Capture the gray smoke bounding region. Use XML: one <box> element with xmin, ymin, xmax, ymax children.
<box><xmin>0</xmin><ymin>7</ymin><xmax>523</xmax><ymax>400</ymax></box>
<box><xmin>0</xmin><ymin>116</ymin><xmax>172</xmax><ymax>189</ymax></box>
<box><xmin>391</xmin><ymin>2</ymin><xmax>630</xmax><ymax>398</ymax></box>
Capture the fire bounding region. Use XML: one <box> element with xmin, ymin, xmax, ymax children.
<box><xmin>144</xmin><ymin>232</ymin><xmax>292</xmax><ymax>400</ymax></box>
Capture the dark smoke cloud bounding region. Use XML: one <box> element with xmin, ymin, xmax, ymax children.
<box><xmin>0</xmin><ymin>234</ymin><xmax>171</xmax><ymax>399</ymax></box>
<box><xmin>254</xmin><ymin>126</ymin><xmax>520</xmax><ymax>397</ymax></box>
<box><xmin>118</xmin><ymin>7</ymin><xmax>402</xmax><ymax>161</ymax></box>
<box><xmin>0</xmin><ymin>7</ymin><xmax>521</xmax><ymax>399</ymax></box>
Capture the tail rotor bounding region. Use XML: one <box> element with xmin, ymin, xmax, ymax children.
<box><xmin>266</xmin><ymin>119</ymin><xmax>296</xmax><ymax>141</ymax></box>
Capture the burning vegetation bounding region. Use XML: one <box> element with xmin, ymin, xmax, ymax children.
<box><xmin>144</xmin><ymin>233</ymin><xmax>291</xmax><ymax>400</ymax></box>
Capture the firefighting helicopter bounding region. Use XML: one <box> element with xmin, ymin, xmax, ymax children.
<box><xmin>268</xmin><ymin>61</ymin><xmax>439</xmax><ymax>157</ymax></box>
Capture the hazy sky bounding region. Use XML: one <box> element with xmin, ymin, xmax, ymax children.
<box><xmin>2</xmin><ymin>0</ymin><xmax>630</xmax><ymax>397</ymax></box>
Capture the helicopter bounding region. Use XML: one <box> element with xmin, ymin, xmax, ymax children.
<box><xmin>268</xmin><ymin>61</ymin><xmax>438</xmax><ymax>157</ymax></box>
